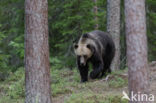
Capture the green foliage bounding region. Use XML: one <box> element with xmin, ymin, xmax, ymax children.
<box><xmin>0</xmin><ymin>68</ymin><xmax>129</xmax><ymax>103</ymax></box>
<box><xmin>48</xmin><ymin>0</ymin><xmax>107</xmax><ymax>69</ymax></box>
<box><xmin>146</xmin><ymin>0</ymin><xmax>156</xmax><ymax>61</ymax></box>
<box><xmin>0</xmin><ymin>0</ymin><xmax>24</xmax><ymax>72</ymax></box>
<box><xmin>0</xmin><ymin>0</ymin><xmax>155</xmax><ymax>73</ymax></box>
<box><xmin>0</xmin><ymin>67</ymin><xmax>25</xmax><ymax>103</ymax></box>
<box><xmin>6</xmin><ymin>68</ymin><xmax>25</xmax><ymax>99</ymax></box>
<box><xmin>50</xmin><ymin>57</ymin><xmax>63</xmax><ymax>70</ymax></box>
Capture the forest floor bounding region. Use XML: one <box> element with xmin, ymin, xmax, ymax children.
<box><xmin>52</xmin><ymin>62</ymin><xmax>156</xmax><ymax>103</ymax></box>
<box><xmin>0</xmin><ymin>62</ymin><xmax>156</xmax><ymax>103</ymax></box>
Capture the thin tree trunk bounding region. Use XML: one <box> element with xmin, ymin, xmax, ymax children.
<box><xmin>93</xmin><ymin>0</ymin><xmax>98</xmax><ymax>29</ymax></box>
<box><xmin>25</xmin><ymin>0</ymin><xmax>52</xmax><ymax>102</ymax></box>
<box><xmin>107</xmin><ymin>0</ymin><xmax>120</xmax><ymax>70</ymax></box>
<box><xmin>125</xmin><ymin>0</ymin><xmax>149</xmax><ymax>103</ymax></box>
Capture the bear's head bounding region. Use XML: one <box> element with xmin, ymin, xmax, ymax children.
<box><xmin>74</xmin><ymin>34</ymin><xmax>95</xmax><ymax>66</ymax></box>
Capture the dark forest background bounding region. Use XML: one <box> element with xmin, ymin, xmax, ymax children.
<box><xmin>0</xmin><ymin>0</ymin><xmax>155</xmax><ymax>74</ymax></box>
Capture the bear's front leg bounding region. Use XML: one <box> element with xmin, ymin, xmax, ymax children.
<box><xmin>90</xmin><ymin>55</ymin><xmax>104</xmax><ymax>79</ymax></box>
<box><xmin>90</xmin><ymin>63</ymin><xmax>103</xmax><ymax>79</ymax></box>
<box><xmin>78</xmin><ymin>65</ymin><xmax>88</xmax><ymax>82</ymax></box>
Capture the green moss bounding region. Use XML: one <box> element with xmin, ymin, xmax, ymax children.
<box><xmin>65</xmin><ymin>92</ymin><xmax>128</xmax><ymax>103</ymax></box>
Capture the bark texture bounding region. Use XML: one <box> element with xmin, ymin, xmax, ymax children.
<box><xmin>107</xmin><ymin>0</ymin><xmax>120</xmax><ymax>70</ymax></box>
<box><xmin>25</xmin><ymin>0</ymin><xmax>52</xmax><ymax>103</ymax></box>
<box><xmin>125</xmin><ymin>0</ymin><xmax>149</xmax><ymax>103</ymax></box>
<box><xmin>93</xmin><ymin>0</ymin><xmax>98</xmax><ymax>29</ymax></box>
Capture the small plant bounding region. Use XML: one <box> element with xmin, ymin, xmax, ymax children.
<box><xmin>108</xmin><ymin>76</ymin><xmax>128</xmax><ymax>88</ymax></box>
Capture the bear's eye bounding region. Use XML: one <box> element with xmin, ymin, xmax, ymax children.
<box><xmin>77</xmin><ymin>55</ymin><xmax>81</xmax><ymax>58</ymax></box>
<box><xmin>83</xmin><ymin>55</ymin><xmax>87</xmax><ymax>58</ymax></box>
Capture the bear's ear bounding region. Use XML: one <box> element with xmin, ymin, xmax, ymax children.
<box><xmin>86</xmin><ymin>44</ymin><xmax>94</xmax><ymax>52</ymax></box>
<box><xmin>82</xmin><ymin>33</ymin><xmax>89</xmax><ymax>38</ymax></box>
<box><xmin>74</xmin><ymin>44</ymin><xmax>78</xmax><ymax>49</ymax></box>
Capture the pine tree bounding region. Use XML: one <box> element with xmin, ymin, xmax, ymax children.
<box><xmin>25</xmin><ymin>0</ymin><xmax>52</xmax><ymax>102</ymax></box>
<box><xmin>125</xmin><ymin>0</ymin><xmax>149</xmax><ymax>102</ymax></box>
<box><xmin>107</xmin><ymin>0</ymin><xmax>121</xmax><ymax>70</ymax></box>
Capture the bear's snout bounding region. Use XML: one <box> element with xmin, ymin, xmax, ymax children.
<box><xmin>80</xmin><ymin>63</ymin><xmax>86</xmax><ymax>67</ymax></box>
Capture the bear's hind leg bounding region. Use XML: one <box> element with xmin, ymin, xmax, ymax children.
<box><xmin>100</xmin><ymin>60</ymin><xmax>111</xmax><ymax>78</ymax></box>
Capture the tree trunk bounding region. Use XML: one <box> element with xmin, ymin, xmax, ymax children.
<box><xmin>125</xmin><ymin>0</ymin><xmax>149</xmax><ymax>103</ymax></box>
<box><xmin>25</xmin><ymin>0</ymin><xmax>52</xmax><ymax>103</ymax></box>
<box><xmin>93</xmin><ymin>0</ymin><xmax>98</xmax><ymax>29</ymax></box>
<box><xmin>107</xmin><ymin>0</ymin><xmax>120</xmax><ymax>70</ymax></box>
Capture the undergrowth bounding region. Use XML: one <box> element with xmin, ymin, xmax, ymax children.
<box><xmin>0</xmin><ymin>68</ymin><xmax>128</xmax><ymax>103</ymax></box>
